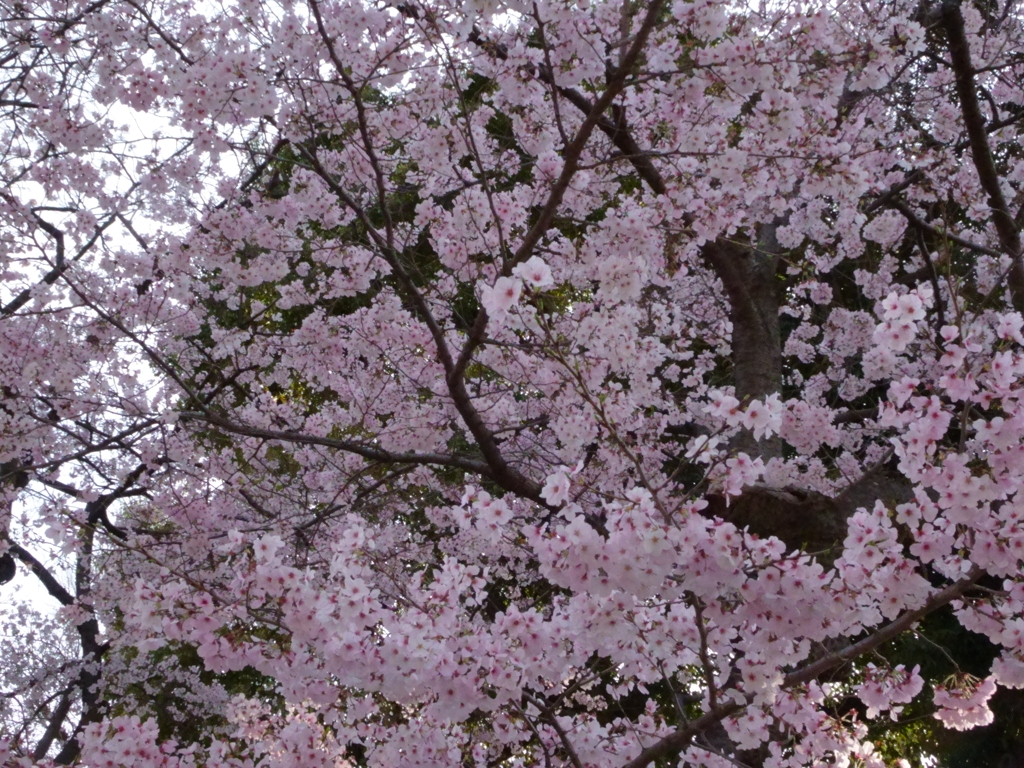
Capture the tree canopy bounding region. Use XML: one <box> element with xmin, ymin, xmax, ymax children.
<box><xmin>3</xmin><ymin>0</ymin><xmax>1024</xmax><ymax>765</ymax></box>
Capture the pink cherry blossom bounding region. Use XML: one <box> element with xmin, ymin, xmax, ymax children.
<box><xmin>511</xmin><ymin>256</ymin><xmax>554</xmax><ymax>289</ymax></box>
<box><xmin>541</xmin><ymin>468</ymin><xmax>571</xmax><ymax>506</ymax></box>
<box><xmin>6</xmin><ymin>0</ymin><xmax>1024</xmax><ymax>765</ymax></box>
<box><xmin>933</xmin><ymin>677</ymin><xmax>997</xmax><ymax>731</ymax></box>
<box><xmin>479</xmin><ymin>276</ymin><xmax>522</xmax><ymax>327</ymax></box>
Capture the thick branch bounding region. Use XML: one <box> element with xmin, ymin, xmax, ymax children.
<box><xmin>553</xmin><ymin>85</ymin><xmax>666</xmax><ymax>196</ymax></box>
<box><xmin>864</xmin><ymin>169</ymin><xmax>926</xmax><ymax>214</ymax></box>
<box><xmin>941</xmin><ymin>0</ymin><xmax>1024</xmax><ymax>310</ymax></box>
<box><xmin>181</xmin><ymin>410</ymin><xmax>496</xmax><ymax>477</ymax></box>
<box><xmin>4</xmin><ymin>537</ymin><xmax>108</xmax><ymax>762</ymax></box>
<box><xmin>620</xmin><ymin>567</ymin><xmax>982</xmax><ymax>768</ymax></box>
<box><xmin>786</xmin><ymin>566</ymin><xmax>982</xmax><ymax>687</ymax></box>
<box><xmin>890</xmin><ymin>197</ymin><xmax>1001</xmax><ymax>257</ymax></box>
<box><xmin>466</xmin><ymin>29</ymin><xmax>667</xmax><ymax>196</ymax></box>
<box><xmin>702</xmin><ymin>227</ymin><xmax>784</xmax><ymax>460</ymax></box>
<box><xmin>424</xmin><ymin>0</ymin><xmax>667</xmax><ymax>500</ymax></box>
<box><xmin>296</xmin><ymin>147</ymin><xmax>545</xmax><ymax>503</ymax></box>
<box><xmin>0</xmin><ymin>214</ymin><xmax>115</xmax><ymax>317</ymax></box>
<box><xmin>509</xmin><ymin>0</ymin><xmax>667</xmax><ymax>268</ymax></box>
<box><xmin>33</xmin><ymin>690</ymin><xmax>72</xmax><ymax>760</ymax></box>
<box><xmin>7</xmin><ymin>543</ymin><xmax>74</xmax><ymax>606</ymax></box>
<box><xmin>475</xmin><ymin>17</ymin><xmax>785</xmax><ymax>462</ymax></box>
<box><xmin>82</xmin><ymin>466</ymin><xmax>149</xmax><ymax>541</ymax></box>
<box><xmin>51</xmin><ymin>527</ymin><xmax>107</xmax><ymax>764</ymax></box>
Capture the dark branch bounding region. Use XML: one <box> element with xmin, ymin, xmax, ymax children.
<box><xmin>941</xmin><ymin>0</ymin><xmax>1024</xmax><ymax>310</ymax></box>
<box><xmin>181</xmin><ymin>410</ymin><xmax>496</xmax><ymax>477</ymax></box>
<box><xmin>620</xmin><ymin>567</ymin><xmax>982</xmax><ymax>768</ymax></box>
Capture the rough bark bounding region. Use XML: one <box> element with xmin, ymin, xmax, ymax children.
<box><xmin>701</xmin><ymin>224</ymin><xmax>785</xmax><ymax>461</ymax></box>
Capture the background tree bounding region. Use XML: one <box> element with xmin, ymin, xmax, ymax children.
<box><xmin>4</xmin><ymin>0</ymin><xmax>1024</xmax><ymax>766</ymax></box>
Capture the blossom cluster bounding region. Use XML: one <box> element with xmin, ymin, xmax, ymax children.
<box><xmin>5</xmin><ymin>0</ymin><xmax>1024</xmax><ymax>765</ymax></box>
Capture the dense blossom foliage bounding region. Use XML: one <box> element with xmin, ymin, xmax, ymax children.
<box><xmin>4</xmin><ymin>0</ymin><xmax>1024</xmax><ymax>765</ymax></box>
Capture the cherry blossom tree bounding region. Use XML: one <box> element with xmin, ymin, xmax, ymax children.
<box><xmin>5</xmin><ymin>0</ymin><xmax>1024</xmax><ymax>765</ymax></box>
